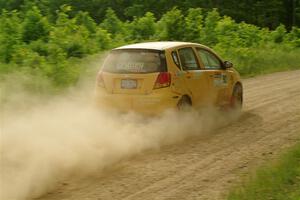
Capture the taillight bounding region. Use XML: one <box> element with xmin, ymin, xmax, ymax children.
<box><xmin>96</xmin><ymin>72</ymin><xmax>105</xmax><ymax>87</ymax></box>
<box><xmin>153</xmin><ymin>72</ymin><xmax>171</xmax><ymax>89</ymax></box>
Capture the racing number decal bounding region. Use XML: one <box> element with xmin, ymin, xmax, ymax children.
<box><xmin>222</xmin><ymin>74</ymin><xmax>228</xmax><ymax>84</ymax></box>
<box><xmin>213</xmin><ymin>73</ymin><xmax>228</xmax><ymax>87</ymax></box>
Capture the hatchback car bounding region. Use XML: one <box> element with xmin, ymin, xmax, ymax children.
<box><xmin>95</xmin><ymin>42</ymin><xmax>243</xmax><ymax>114</ymax></box>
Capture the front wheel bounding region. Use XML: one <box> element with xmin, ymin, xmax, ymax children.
<box><xmin>231</xmin><ymin>84</ymin><xmax>243</xmax><ymax>111</ymax></box>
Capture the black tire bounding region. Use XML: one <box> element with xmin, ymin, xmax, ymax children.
<box><xmin>177</xmin><ymin>95</ymin><xmax>192</xmax><ymax>111</ymax></box>
<box><xmin>231</xmin><ymin>84</ymin><xmax>243</xmax><ymax>111</ymax></box>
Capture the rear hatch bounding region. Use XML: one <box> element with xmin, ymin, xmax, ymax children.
<box><xmin>98</xmin><ymin>49</ymin><xmax>169</xmax><ymax>94</ymax></box>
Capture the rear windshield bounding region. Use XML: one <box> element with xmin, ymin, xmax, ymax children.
<box><xmin>102</xmin><ymin>49</ymin><xmax>167</xmax><ymax>73</ymax></box>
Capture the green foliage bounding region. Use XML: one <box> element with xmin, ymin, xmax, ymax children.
<box><xmin>100</xmin><ymin>8</ymin><xmax>124</xmax><ymax>36</ymax></box>
<box><xmin>216</xmin><ymin>45</ymin><xmax>300</xmax><ymax>76</ymax></box>
<box><xmin>201</xmin><ymin>9</ymin><xmax>220</xmax><ymax>46</ymax></box>
<box><xmin>271</xmin><ymin>24</ymin><xmax>287</xmax><ymax>43</ymax></box>
<box><xmin>22</xmin><ymin>6</ymin><xmax>50</xmax><ymax>43</ymax></box>
<box><xmin>214</xmin><ymin>18</ymin><xmax>263</xmax><ymax>49</ymax></box>
<box><xmin>48</xmin><ymin>5</ymin><xmax>88</xmax><ymax>58</ymax></box>
<box><xmin>75</xmin><ymin>11</ymin><xmax>97</xmax><ymax>33</ymax></box>
<box><xmin>236</xmin><ymin>23</ymin><xmax>264</xmax><ymax>47</ymax></box>
<box><xmin>124</xmin><ymin>4</ymin><xmax>145</xmax><ymax>19</ymax></box>
<box><xmin>2</xmin><ymin>0</ymin><xmax>298</xmax><ymax>30</ymax></box>
<box><xmin>0</xmin><ymin>4</ymin><xmax>114</xmax><ymax>87</ymax></box>
<box><xmin>11</xmin><ymin>45</ymin><xmax>46</xmax><ymax>69</ymax></box>
<box><xmin>95</xmin><ymin>28</ymin><xmax>112</xmax><ymax>49</ymax></box>
<box><xmin>0</xmin><ymin>10</ymin><xmax>22</xmax><ymax>63</ymax></box>
<box><xmin>0</xmin><ymin>5</ymin><xmax>299</xmax><ymax>89</ymax></box>
<box><xmin>156</xmin><ymin>7</ymin><xmax>184</xmax><ymax>41</ymax></box>
<box><xmin>184</xmin><ymin>8</ymin><xmax>203</xmax><ymax>42</ymax></box>
<box><xmin>285</xmin><ymin>27</ymin><xmax>300</xmax><ymax>47</ymax></box>
<box><xmin>128</xmin><ymin>12</ymin><xmax>156</xmax><ymax>41</ymax></box>
<box><xmin>214</xmin><ymin>16</ymin><xmax>239</xmax><ymax>48</ymax></box>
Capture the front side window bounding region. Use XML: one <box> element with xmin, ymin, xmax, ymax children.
<box><xmin>196</xmin><ymin>48</ymin><xmax>222</xmax><ymax>70</ymax></box>
<box><xmin>102</xmin><ymin>49</ymin><xmax>167</xmax><ymax>73</ymax></box>
<box><xmin>178</xmin><ymin>48</ymin><xmax>200</xmax><ymax>70</ymax></box>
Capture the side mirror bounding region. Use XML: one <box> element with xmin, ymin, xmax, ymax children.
<box><xmin>224</xmin><ymin>61</ymin><xmax>233</xmax><ymax>69</ymax></box>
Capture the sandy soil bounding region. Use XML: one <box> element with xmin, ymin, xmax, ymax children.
<box><xmin>37</xmin><ymin>70</ymin><xmax>300</xmax><ymax>200</ymax></box>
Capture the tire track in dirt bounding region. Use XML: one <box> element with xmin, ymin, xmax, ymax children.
<box><xmin>39</xmin><ymin>70</ymin><xmax>300</xmax><ymax>200</ymax></box>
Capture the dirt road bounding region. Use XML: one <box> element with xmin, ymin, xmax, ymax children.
<box><xmin>39</xmin><ymin>70</ymin><xmax>300</xmax><ymax>200</ymax></box>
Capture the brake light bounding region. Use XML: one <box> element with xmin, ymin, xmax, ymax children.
<box><xmin>96</xmin><ymin>72</ymin><xmax>105</xmax><ymax>87</ymax></box>
<box><xmin>154</xmin><ymin>72</ymin><xmax>171</xmax><ymax>89</ymax></box>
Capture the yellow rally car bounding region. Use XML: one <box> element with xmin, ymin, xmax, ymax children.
<box><xmin>95</xmin><ymin>42</ymin><xmax>243</xmax><ymax>114</ymax></box>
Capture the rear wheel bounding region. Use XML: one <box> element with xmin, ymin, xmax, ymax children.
<box><xmin>177</xmin><ymin>95</ymin><xmax>192</xmax><ymax>111</ymax></box>
<box><xmin>231</xmin><ymin>84</ymin><xmax>243</xmax><ymax>111</ymax></box>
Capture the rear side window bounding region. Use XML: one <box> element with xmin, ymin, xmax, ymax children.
<box><xmin>171</xmin><ymin>51</ymin><xmax>180</xmax><ymax>69</ymax></box>
<box><xmin>196</xmin><ymin>48</ymin><xmax>222</xmax><ymax>69</ymax></box>
<box><xmin>178</xmin><ymin>48</ymin><xmax>200</xmax><ymax>70</ymax></box>
<box><xmin>102</xmin><ymin>49</ymin><xmax>167</xmax><ymax>73</ymax></box>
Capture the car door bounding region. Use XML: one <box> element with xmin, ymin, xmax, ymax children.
<box><xmin>177</xmin><ymin>47</ymin><xmax>209</xmax><ymax>107</ymax></box>
<box><xmin>195</xmin><ymin>48</ymin><xmax>231</xmax><ymax>106</ymax></box>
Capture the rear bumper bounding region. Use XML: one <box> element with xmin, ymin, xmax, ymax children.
<box><xmin>95</xmin><ymin>88</ymin><xmax>179</xmax><ymax>115</ymax></box>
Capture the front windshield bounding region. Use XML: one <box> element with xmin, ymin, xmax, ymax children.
<box><xmin>102</xmin><ymin>49</ymin><xmax>166</xmax><ymax>73</ymax></box>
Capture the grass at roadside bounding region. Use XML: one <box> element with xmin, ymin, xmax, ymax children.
<box><xmin>227</xmin><ymin>142</ymin><xmax>300</xmax><ymax>200</ymax></box>
<box><xmin>217</xmin><ymin>46</ymin><xmax>300</xmax><ymax>77</ymax></box>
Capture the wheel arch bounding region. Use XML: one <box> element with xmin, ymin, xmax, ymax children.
<box><xmin>232</xmin><ymin>81</ymin><xmax>243</xmax><ymax>103</ymax></box>
<box><xmin>178</xmin><ymin>94</ymin><xmax>192</xmax><ymax>106</ymax></box>
<box><xmin>234</xmin><ymin>81</ymin><xmax>243</xmax><ymax>90</ymax></box>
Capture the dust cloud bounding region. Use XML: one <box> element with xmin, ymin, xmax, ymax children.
<box><xmin>0</xmin><ymin>77</ymin><xmax>239</xmax><ymax>200</ymax></box>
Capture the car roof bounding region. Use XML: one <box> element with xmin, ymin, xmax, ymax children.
<box><xmin>114</xmin><ymin>41</ymin><xmax>208</xmax><ymax>51</ymax></box>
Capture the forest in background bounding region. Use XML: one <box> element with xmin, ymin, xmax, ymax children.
<box><xmin>1</xmin><ymin>0</ymin><xmax>300</xmax><ymax>29</ymax></box>
<box><xmin>0</xmin><ymin>0</ymin><xmax>300</xmax><ymax>92</ymax></box>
